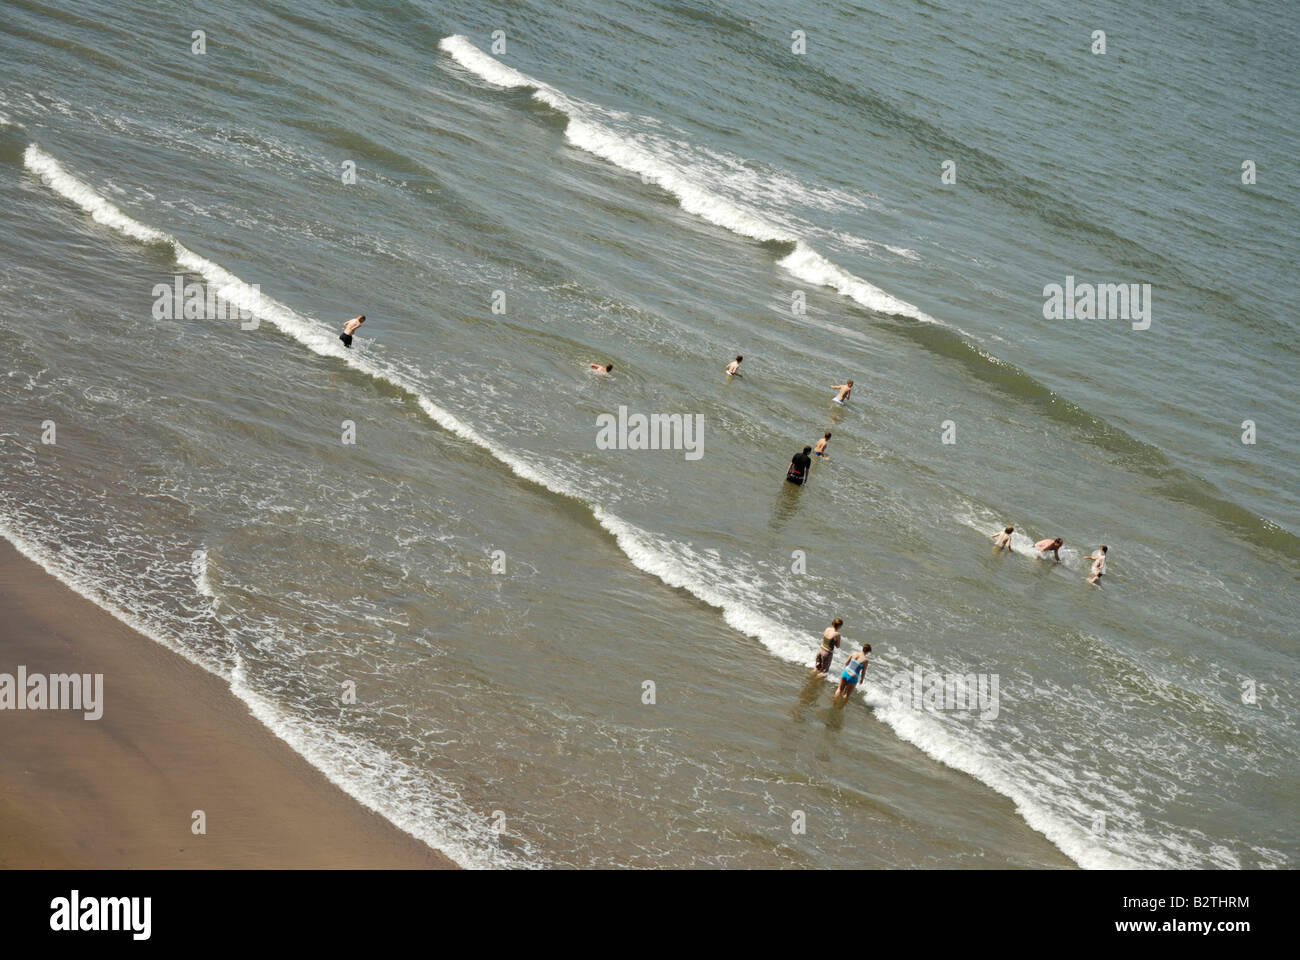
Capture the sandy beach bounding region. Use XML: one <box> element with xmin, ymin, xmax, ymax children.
<box><xmin>0</xmin><ymin>539</ymin><xmax>454</xmax><ymax>869</ymax></box>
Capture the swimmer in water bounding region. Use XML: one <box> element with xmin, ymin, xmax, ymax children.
<box><xmin>589</xmin><ymin>363</ymin><xmax>613</xmax><ymax>375</ymax></box>
<box><xmin>1034</xmin><ymin>537</ymin><xmax>1064</xmax><ymax>561</ymax></box>
<box><xmin>831</xmin><ymin>380</ymin><xmax>853</xmax><ymax>405</ymax></box>
<box><xmin>813</xmin><ymin>432</ymin><xmax>831</xmax><ymax>459</ymax></box>
<box><xmin>992</xmin><ymin>525</ymin><xmax>1013</xmax><ymax>549</ymax></box>
<box><xmin>338</xmin><ymin>314</ymin><xmax>365</xmax><ymax>348</ymax></box>
<box><xmin>814</xmin><ymin>618</ymin><xmax>842</xmax><ymax>675</ymax></box>
<box><xmin>834</xmin><ymin>644</ymin><xmax>871</xmax><ymax>702</ymax></box>
<box><xmin>725</xmin><ymin>355</ymin><xmax>743</xmax><ymax>377</ymax></box>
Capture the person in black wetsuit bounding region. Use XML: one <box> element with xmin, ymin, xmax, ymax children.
<box><xmin>786</xmin><ymin>445</ymin><xmax>813</xmax><ymax>485</ymax></box>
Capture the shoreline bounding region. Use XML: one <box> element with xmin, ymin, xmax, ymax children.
<box><xmin>0</xmin><ymin>537</ymin><xmax>456</xmax><ymax>869</ymax></box>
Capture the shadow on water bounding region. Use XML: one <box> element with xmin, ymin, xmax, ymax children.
<box><xmin>821</xmin><ymin>694</ymin><xmax>848</xmax><ymax>739</ymax></box>
<box><xmin>769</xmin><ymin>478</ymin><xmax>805</xmax><ymax>530</ymax></box>
<box><xmin>787</xmin><ymin>670</ymin><xmax>825</xmax><ymax>724</ymax></box>
<box><xmin>785</xmin><ymin>668</ymin><xmax>868</xmax><ymax>764</ymax></box>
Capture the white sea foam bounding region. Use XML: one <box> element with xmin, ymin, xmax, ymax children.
<box><xmin>438</xmin><ymin>36</ymin><xmax>794</xmax><ymax>244</ymax></box>
<box><xmin>24</xmin><ymin>144</ymin><xmax>170</xmax><ymax>245</ymax></box>
<box><xmin>830</xmin><ymin>230</ymin><xmax>921</xmax><ymax>261</ymax></box>
<box><xmin>564</xmin><ymin>116</ymin><xmax>795</xmax><ymax>243</ymax></box>
<box><xmin>191</xmin><ymin>545</ymin><xmax>217</xmax><ymax>602</ymax></box>
<box><xmin>863</xmin><ymin>682</ymin><xmax>1142</xmax><ymax>868</ymax></box>
<box><xmin>229</xmin><ymin>653</ymin><xmax>538</xmax><ymax>869</ymax></box>
<box><xmin>0</xmin><ymin>516</ymin><xmax>227</xmax><ymax>676</ymax></box>
<box><xmin>955</xmin><ymin>509</ymin><xmax>1086</xmax><ymax>568</ymax></box>
<box><xmin>778</xmin><ymin>241</ymin><xmax>939</xmax><ymax>324</ymax></box>
<box><xmin>438</xmin><ymin>34</ymin><xmax>539</xmax><ymax>91</ymax></box>
<box><xmin>438</xmin><ymin>36</ymin><xmax>938</xmax><ymax>321</ymax></box>
<box><xmin>190</xmin><ymin>551</ymin><xmax>209</xmax><ymax>591</ymax></box>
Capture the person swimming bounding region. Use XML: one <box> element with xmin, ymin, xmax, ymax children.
<box><xmin>813</xmin><ymin>432</ymin><xmax>831</xmax><ymax>458</ymax></box>
<box><xmin>725</xmin><ymin>355</ymin><xmax>743</xmax><ymax>377</ymax></box>
<box><xmin>831</xmin><ymin>380</ymin><xmax>853</xmax><ymax>405</ymax></box>
<box><xmin>834</xmin><ymin>644</ymin><xmax>871</xmax><ymax>701</ymax></box>
<box><xmin>589</xmin><ymin>362</ymin><xmax>613</xmax><ymax>375</ymax></box>
<box><xmin>338</xmin><ymin>314</ymin><xmax>365</xmax><ymax>347</ymax></box>
<box><xmin>991</xmin><ymin>525</ymin><xmax>1013</xmax><ymax>549</ymax></box>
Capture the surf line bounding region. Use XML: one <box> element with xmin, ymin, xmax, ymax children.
<box><xmin>437</xmin><ymin>35</ymin><xmax>947</xmax><ymax>329</ymax></box>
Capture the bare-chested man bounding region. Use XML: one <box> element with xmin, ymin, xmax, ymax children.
<box><xmin>813</xmin><ymin>432</ymin><xmax>832</xmax><ymax>459</ymax></box>
<box><xmin>589</xmin><ymin>362</ymin><xmax>613</xmax><ymax>375</ymax></box>
<box><xmin>831</xmin><ymin>380</ymin><xmax>853</xmax><ymax>405</ymax></box>
<box><xmin>724</xmin><ymin>355</ymin><xmax>743</xmax><ymax>377</ymax></box>
<box><xmin>1034</xmin><ymin>537</ymin><xmax>1064</xmax><ymax>561</ymax></box>
<box><xmin>991</xmin><ymin>525</ymin><xmax>1014</xmax><ymax>549</ymax></box>
<box><xmin>339</xmin><ymin>314</ymin><xmax>365</xmax><ymax>348</ymax></box>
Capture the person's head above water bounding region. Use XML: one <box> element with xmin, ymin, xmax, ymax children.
<box><xmin>862</xmin><ymin>644</ymin><xmax>871</xmax><ymax>654</ymax></box>
<box><xmin>604</xmin><ymin>363</ymin><xmax>613</xmax><ymax>372</ymax></box>
<box><xmin>846</xmin><ymin>379</ymin><xmax>854</xmax><ymax>387</ymax></box>
<box><xmin>803</xmin><ymin>445</ymin><xmax>812</xmax><ymax>454</ymax></box>
<box><xmin>735</xmin><ymin>355</ymin><xmax>743</xmax><ymax>361</ymax></box>
<box><xmin>1053</xmin><ymin>538</ymin><xmax>1064</xmax><ymax>547</ymax></box>
<box><xmin>357</xmin><ymin>315</ymin><xmax>365</xmax><ymax>323</ymax></box>
<box><xmin>1004</xmin><ymin>525</ymin><xmax>1014</xmax><ymax>534</ymax></box>
<box><xmin>1100</xmin><ymin>544</ymin><xmax>1108</xmax><ymax>553</ymax></box>
<box><xmin>824</xmin><ymin>432</ymin><xmax>832</xmax><ymax>439</ymax></box>
<box><xmin>832</xmin><ymin>617</ymin><xmax>843</xmax><ymax>629</ymax></box>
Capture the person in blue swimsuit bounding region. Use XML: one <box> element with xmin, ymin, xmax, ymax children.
<box><xmin>834</xmin><ymin>644</ymin><xmax>871</xmax><ymax>702</ymax></box>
